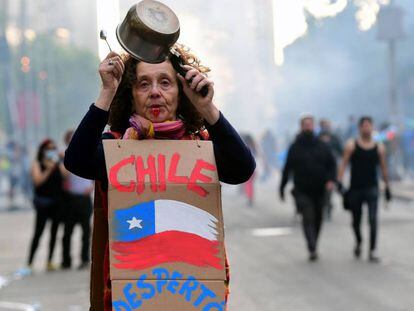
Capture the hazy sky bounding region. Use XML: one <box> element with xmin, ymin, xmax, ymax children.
<box><xmin>97</xmin><ymin>0</ymin><xmax>390</xmax><ymax>60</ymax></box>
<box><xmin>272</xmin><ymin>0</ymin><xmax>390</xmax><ymax>65</ymax></box>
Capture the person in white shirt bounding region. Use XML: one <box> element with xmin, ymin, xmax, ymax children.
<box><xmin>61</xmin><ymin>130</ymin><xmax>94</xmax><ymax>270</ymax></box>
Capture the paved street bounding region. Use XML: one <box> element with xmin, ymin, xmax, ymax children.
<box><xmin>1</xmin><ymin>178</ymin><xmax>414</xmax><ymax>311</ymax></box>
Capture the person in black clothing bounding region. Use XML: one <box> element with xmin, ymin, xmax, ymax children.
<box><xmin>338</xmin><ymin>116</ymin><xmax>392</xmax><ymax>262</ymax></box>
<box><xmin>279</xmin><ymin>115</ymin><xmax>336</xmax><ymax>261</ymax></box>
<box><xmin>27</xmin><ymin>139</ymin><xmax>66</xmax><ymax>271</ymax></box>
<box><xmin>318</xmin><ymin>118</ymin><xmax>343</xmax><ymax>220</ymax></box>
<box><xmin>319</xmin><ymin>119</ymin><xmax>343</xmax><ymax>158</ymax></box>
<box><xmin>64</xmin><ymin>49</ymin><xmax>255</xmax><ymax>310</ymax></box>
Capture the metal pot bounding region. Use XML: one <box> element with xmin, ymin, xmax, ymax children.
<box><xmin>116</xmin><ymin>0</ymin><xmax>180</xmax><ymax>63</ymax></box>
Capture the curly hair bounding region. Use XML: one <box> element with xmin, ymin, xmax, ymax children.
<box><xmin>108</xmin><ymin>44</ymin><xmax>210</xmax><ymax>135</ymax></box>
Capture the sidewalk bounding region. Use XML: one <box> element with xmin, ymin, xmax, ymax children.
<box><xmin>391</xmin><ymin>181</ymin><xmax>414</xmax><ymax>201</ymax></box>
<box><xmin>0</xmin><ymin>210</ymin><xmax>89</xmax><ymax>310</ymax></box>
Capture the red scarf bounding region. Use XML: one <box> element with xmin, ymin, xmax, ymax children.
<box><xmin>123</xmin><ymin>114</ymin><xmax>186</xmax><ymax>140</ymax></box>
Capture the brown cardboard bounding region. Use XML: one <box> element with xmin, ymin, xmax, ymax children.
<box><xmin>103</xmin><ymin>140</ymin><xmax>226</xmax><ymax>310</ymax></box>
<box><xmin>112</xmin><ymin>279</ymin><xmax>226</xmax><ymax>311</ymax></box>
<box><xmin>107</xmin><ymin>183</ymin><xmax>225</xmax><ymax>280</ymax></box>
<box><xmin>104</xmin><ymin>140</ymin><xmax>218</xmax><ymax>189</ymax></box>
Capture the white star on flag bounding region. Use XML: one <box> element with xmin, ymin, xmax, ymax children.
<box><xmin>126</xmin><ymin>217</ymin><xmax>143</xmax><ymax>230</ymax></box>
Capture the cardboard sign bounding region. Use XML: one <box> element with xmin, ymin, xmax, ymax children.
<box><xmin>103</xmin><ymin>140</ymin><xmax>226</xmax><ymax>311</ymax></box>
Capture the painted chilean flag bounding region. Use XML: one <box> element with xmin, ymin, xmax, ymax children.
<box><xmin>111</xmin><ymin>199</ymin><xmax>222</xmax><ymax>270</ymax></box>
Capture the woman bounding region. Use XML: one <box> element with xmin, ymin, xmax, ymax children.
<box><xmin>64</xmin><ymin>46</ymin><xmax>256</xmax><ymax>310</ymax></box>
<box><xmin>28</xmin><ymin>139</ymin><xmax>65</xmax><ymax>271</ymax></box>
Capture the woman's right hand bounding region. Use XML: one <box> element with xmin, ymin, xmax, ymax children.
<box><xmin>99</xmin><ymin>52</ymin><xmax>125</xmax><ymax>91</ymax></box>
<box><xmin>96</xmin><ymin>52</ymin><xmax>125</xmax><ymax>111</ymax></box>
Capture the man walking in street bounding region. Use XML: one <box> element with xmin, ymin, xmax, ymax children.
<box><xmin>338</xmin><ymin>116</ymin><xmax>392</xmax><ymax>262</ymax></box>
<box><xmin>279</xmin><ymin>115</ymin><xmax>336</xmax><ymax>261</ymax></box>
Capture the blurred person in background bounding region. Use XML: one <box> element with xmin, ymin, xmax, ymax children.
<box><xmin>0</xmin><ymin>146</ymin><xmax>11</xmax><ymax>199</ymax></box>
<box><xmin>0</xmin><ymin>151</ymin><xmax>9</xmax><ymax>192</ymax></box>
<box><xmin>319</xmin><ymin>119</ymin><xmax>343</xmax><ymax>157</ymax></box>
<box><xmin>318</xmin><ymin>118</ymin><xmax>343</xmax><ymax>220</ymax></box>
<box><xmin>279</xmin><ymin>115</ymin><xmax>336</xmax><ymax>261</ymax></box>
<box><xmin>241</xmin><ymin>134</ymin><xmax>257</xmax><ymax>207</ymax></box>
<box><xmin>260</xmin><ymin>129</ymin><xmax>278</xmax><ymax>182</ymax></box>
<box><xmin>337</xmin><ymin>116</ymin><xmax>392</xmax><ymax>263</ymax></box>
<box><xmin>344</xmin><ymin>115</ymin><xmax>358</xmax><ymax>141</ymax></box>
<box><xmin>61</xmin><ymin>130</ymin><xmax>94</xmax><ymax>270</ymax></box>
<box><xmin>6</xmin><ymin>141</ymin><xmax>22</xmax><ymax>210</ymax></box>
<box><xmin>20</xmin><ymin>145</ymin><xmax>33</xmax><ymax>202</ymax></box>
<box><xmin>64</xmin><ymin>49</ymin><xmax>255</xmax><ymax>310</ymax></box>
<box><xmin>27</xmin><ymin>139</ymin><xmax>66</xmax><ymax>272</ymax></box>
<box><xmin>401</xmin><ymin>126</ymin><xmax>414</xmax><ymax>176</ymax></box>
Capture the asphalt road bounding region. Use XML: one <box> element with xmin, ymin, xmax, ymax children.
<box><xmin>0</xmin><ymin>178</ymin><xmax>413</xmax><ymax>311</ymax></box>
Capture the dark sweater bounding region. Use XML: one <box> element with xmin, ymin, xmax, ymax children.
<box><xmin>280</xmin><ymin>133</ymin><xmax>336</xmax><ymax>196</ymax></box>
<box><xmin>64</xmin><ymin>104</ymin><xmax>256</xmax><ymax>186</ymax></box>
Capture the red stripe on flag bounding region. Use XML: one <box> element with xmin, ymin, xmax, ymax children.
<box><xmin>111</xmin><ymin>231</ymin><xmax>222</xmax><ymax>270</ymax></box>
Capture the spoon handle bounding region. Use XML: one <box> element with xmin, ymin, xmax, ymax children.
<box><xmin>104</xmin><ymin>39</ymin><xmax>112</xmax><ymax>52</ymax></box>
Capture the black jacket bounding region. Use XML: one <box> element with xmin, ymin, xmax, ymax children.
<box><xmin>280</xmin><ymin>133</ymin><xmax>336</xmax><ymax>196</ymax></box>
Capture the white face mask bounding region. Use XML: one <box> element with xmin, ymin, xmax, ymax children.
<box><xmin>44</xmin><ymin>150</ymin><xmax>59</xmax><ymax>162</ymax></box>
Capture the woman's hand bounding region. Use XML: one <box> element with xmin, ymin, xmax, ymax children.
<box><xmin>177</xmin><ymin>65</ymin><xmax>220</xmax><ymax>125</ymax></box>
<box><xmin>95</xmin><ymin>52</ymin><xmax>125</xmax><ymax>111</ymax></box>
<box><xmin>99</xmin><ymin>52</ymin><xmax>124</xmax><ymax>91</ymax></box>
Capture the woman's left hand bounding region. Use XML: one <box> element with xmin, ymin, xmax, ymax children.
<box><xmin>177</xmin><ymin>65</ymin><xmax>220</xmax><ymax>125</ymax></box>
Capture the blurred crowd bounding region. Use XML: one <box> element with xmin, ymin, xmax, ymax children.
<box><xmin>0</xmin><ymin>141</ymin><xmax>32</xmax><ymax>210</ymax></box>
<box><xmin>238</xmin><ymin>114</ymin><xmax>414</xmax><ymax>198</ymax></box>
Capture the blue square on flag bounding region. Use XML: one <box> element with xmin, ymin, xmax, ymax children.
<box><xmin>113</xmin><ymin>201</ymin><xmax>156</xmax><ymax>242</ymax></box>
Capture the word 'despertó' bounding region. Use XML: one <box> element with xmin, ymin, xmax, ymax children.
<box><xmin>109</xmin><ymin>153</ymin><xmax>217</xmax><ymax>197</ymax></box>
<box><xmin>113</xmin><ymin>268</ymin><xmax>226</xmax><ymax>311</ymax></box>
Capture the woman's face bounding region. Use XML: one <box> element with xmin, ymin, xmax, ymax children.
<box><xmin>132</xmin><ymin>61</ymin><xmax>179</xmax><ymax>123</ymax></box>
<box><xmin>43</xmin><ymin>143</ymin><xmax>58</xmax><ymax>162</ymax></box>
